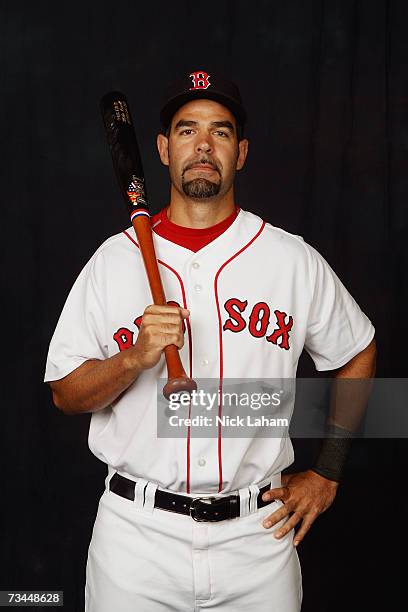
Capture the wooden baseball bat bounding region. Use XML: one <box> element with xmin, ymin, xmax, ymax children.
<box><xmin>100</xmin><ymin>91</ymin><xmax>197</xmax><ymax>399</ymax></box>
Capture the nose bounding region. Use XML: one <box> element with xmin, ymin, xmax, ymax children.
<box><xmin>195</xmin><ymin>134</ymin><xmax>213</xmax><ymax>155</ymax></box>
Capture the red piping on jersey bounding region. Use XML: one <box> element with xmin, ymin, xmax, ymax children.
<box><xmin>213</xmin><ymin>220</ymin><xmax>266</xmax><ymax>492</ymax></box>
<box><xmin>123</xmin><ymin>229</ymin><xmax>194</xmax><ymax>493</ymax></box>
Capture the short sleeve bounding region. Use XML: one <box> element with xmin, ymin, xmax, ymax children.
<box><xmin>304</xmin><ymin>245</ymin><xmax>375</xmax><ymax>371</ymax></box>
<box><xmin>44</xmin><ymin>252</ymin><xmax>108</xmax><ymax>382</ymax></box>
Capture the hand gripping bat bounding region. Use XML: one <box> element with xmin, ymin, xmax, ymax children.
<box><xmin>100</xmin><ymin>91</ymin><xmax>197</xmax><ymax>399</ymax></box>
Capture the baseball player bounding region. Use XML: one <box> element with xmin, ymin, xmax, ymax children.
<box><xmin>44</xmin><ymin>70</ymin><xmax>376</xmax><ymax>611</ymax></box>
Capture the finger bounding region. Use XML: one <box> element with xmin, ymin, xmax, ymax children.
<box><xmin>142</xmin><ymin>325</ymin><xmax>180</xmax><ymax>344</ymax></box>
<box><xmin>262</xmin><ymin>486</ymin><xmax>290</xmax><ymax>503</ymax></box>
<box><xmin>292</xmin><ymin>516</ymin><xmax>315</xmax><ymax>547</ymax></box>
<box><xmin>166</xmin><ymin>305</ymin><xmax>190</xmax><ymax>318</ymax></box>
<box><xmin>143</xmin><ymin>313</ymin><xmax>186</xmax><ymax>326</ymax></box>
<box><xmin>144</xmin><ymin>304</ymin><xmax>173</xmax><ymax>315</ymax></box>
<box><xmin>144</xmin><ymin>305</ymin><xmax>190</xmax><ymax>316</ymax></box>
<box><xmin>262</xmin><ymin>505</ymin><xmax>290</xmax><ymax>529</ymax></box>
<box><xmin>273</xmin><ymin>512</ymin><xmax>303</xmax><ymax>539</ymax></box>
<box><xmin>148</xmin><ymin>332</ymin><xmax>182</xmax><ymax>349</ymax></box>
<box><xmin>155</xmin><ymin>322</ymin><xmax>184</xmax><ymax>333</ymax></box>
<box><xmin>173</xmin><ymin>336</ymin><xmax>184</xmax><ymax>349</ymax></box>
<box><xmin>161</xmin><ymin>333</ymin><xmax>184</xmax><ymax>349</ymax></box>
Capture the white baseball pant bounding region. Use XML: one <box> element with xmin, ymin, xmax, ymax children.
<box><xmin>85</xmin><ymin>474</ymin><xmax>302</xmax><ymax>611</ymax></box>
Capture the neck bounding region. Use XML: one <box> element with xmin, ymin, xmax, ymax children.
<box><xmin>166</xmin><ymin>185</ymin><xmax>236</xmax><ymax>228</ymax></box>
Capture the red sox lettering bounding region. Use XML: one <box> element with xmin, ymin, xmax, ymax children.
<box><xmin>223</xmin><ymin>297</ymin><xmax>293</xmax><ymax>350</ymax></box>
<box><xmin>113</xmin><ymin>297</ymin><xmax>294</xmax><ymax>352</ymax></box>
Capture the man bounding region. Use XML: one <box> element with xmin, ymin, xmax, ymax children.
<box><xmin>45</xmin><ymin>70</ymin><xmax>376</xmax><ymax>611</ymax></box>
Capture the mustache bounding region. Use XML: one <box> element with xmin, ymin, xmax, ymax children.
<box><xmin>182</xmin><ymin>157</ymin><xmax>221</xmax><ymax>175</ymax></box>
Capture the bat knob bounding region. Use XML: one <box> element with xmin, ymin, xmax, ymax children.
<box><xmin>163</xmin><ymin>376</ymin><xmax>198</xmax><ymax>400</ymax></box>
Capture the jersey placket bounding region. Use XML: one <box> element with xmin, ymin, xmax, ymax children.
<box><xmin>184</xmin><ymin>253</ymin><xmax>220</xmax><ymax>494</ymax></box>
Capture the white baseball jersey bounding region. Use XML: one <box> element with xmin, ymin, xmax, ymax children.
<box><xmin>44</xmin><ymin>208</ymin><xmax>375</xmax><ymax>494</ymax></box>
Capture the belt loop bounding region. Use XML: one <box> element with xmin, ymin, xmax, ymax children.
<box><xmin>239</xmin><ymin>487</ymin><xmax>250</xmax><ymax>517</ymax></box>
<box><xmin>249</xmin><ymin>484</ymin><xmax>259</xmax><ymax>514</ymax></box>
<box><xmin>105</xmin><ymin>466</ymin><xmax>116</xmax><ymax>491</ymax></box>
<box><xmin>269</xmin><ymin>473</ymin><xmax>281</xmax><ymax>490</ymax></box>
<box><xmin>142</xmin><ymin>481</ymin><xmax>158</xmax><ymax>514</ymax></box>
<box><xmin>134</xmin><ymin>478</ymin><xmax>148</xmax><ymax>510</ymax></box>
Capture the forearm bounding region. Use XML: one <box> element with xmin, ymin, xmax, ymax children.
<box><xmin>50</xmin><ymin>349</ymin><xmax>144</xmax><ymax>415</ymax></box>
<box><xmin>329</xmin><ymin>338</ymin><xmax>377</xmax><ymax>431</ymax></box>
<box><xmin>312</xmin><ymin>338</ymin><xmax>377</xmax><ymax>482</ymax></box>
<box><xmin>49</xmin><ymin>304</ymin><xmax>189</xmax><ymax>416</ymax></box>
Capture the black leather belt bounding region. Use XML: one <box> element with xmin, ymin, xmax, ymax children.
<box><xmin>109</xmin><ymin>472</ymin><xmax>272</xmax><ymax>522</ymax></box>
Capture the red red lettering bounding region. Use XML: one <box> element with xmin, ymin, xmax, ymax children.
<box><xmin>189</xmin><ymin>71</ymin><xmax>210</xmax><ymax>90</ymax></box>
<box><xmin>266</xmin><ymin>310</ymin><xmax>293</xmax><ymax>350</ymax></box>
<box><xmin>134</xmin><ymin>316</ymin><xmax>143</xmax><ymax>329</ymax></box>
<box><xmin>223</xmin><ymin>298</ymin><xmax>248</xmax><ymax>332</ymax></box>
<box><xmin>248</xmin><ymin>302</ymin><xmax>270</xmax><ymax>338</ymax></box>
<box><xmin>113</xmin><ymin>327</ymin><xmax>134</xmax><ymax>351</ymax></box>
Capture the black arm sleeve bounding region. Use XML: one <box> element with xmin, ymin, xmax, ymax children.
<box><xmin>310</xmin><ymin>423</ymin><xmax>354</xmax><ymax>483</ymax></box>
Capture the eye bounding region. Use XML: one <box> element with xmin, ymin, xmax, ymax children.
<box><xmin>214</xmin><ymin>130</ymin><xmax>228</xmax><ymax>137</ymax></box>
<box><xmin>180</xmin><ymin>129</ymin><xmax>194</xmax><ymax>135</ymax></box>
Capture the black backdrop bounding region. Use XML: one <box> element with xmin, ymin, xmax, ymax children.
<box><xmin>2</xmin><ymin>1</ymin><xmax>407</xmax><ymax>610</ymax></box>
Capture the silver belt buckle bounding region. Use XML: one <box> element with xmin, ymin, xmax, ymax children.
<box><xmin>190</xmin><ymin>496</ymin><xmax>219</xmax><ymax>522</ymax></box>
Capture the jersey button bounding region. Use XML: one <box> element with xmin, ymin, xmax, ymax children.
<box><xmin>198</xmin><ymin>458</ymin><xmax>206</xmax><ymax>467</ymax></box>
<box><xmin>192</xmin><ymin>262</ymin><xmax>200</xmax><ymax>269</ymax></box>
<box><xmin>194</xmin><ymin>284</ymin><xmax>202</xmax><ymax>292</ymax></box>
<box><xmin>201</xmin><ymin>358</ymin><xmax>209</xmax><ymax>366</ymax></box>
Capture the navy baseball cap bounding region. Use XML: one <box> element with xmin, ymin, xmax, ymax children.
<box><xmin>160</xmin><ymin>70</ymin><xmax>247</xmax><ymax>132</ymax></box>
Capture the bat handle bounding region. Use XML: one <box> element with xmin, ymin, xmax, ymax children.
<box><xmin>132</xmin><ymin>215</ymin><xmax>197</xmax><ymax>399</ymax></box>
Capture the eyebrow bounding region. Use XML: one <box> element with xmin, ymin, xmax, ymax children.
<box><xmin>174</xmin><ymin>119</ymin><xmax>235</xmax><ymax>133</ymax></box>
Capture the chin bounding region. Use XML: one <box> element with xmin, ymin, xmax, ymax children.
<box><xmin>182</xmin><ymin>178</ymin><xmax>221</xmax><ymax>199</ymax></box>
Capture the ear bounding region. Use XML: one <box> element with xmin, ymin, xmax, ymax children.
<box><xmin>236</xmin><ymin>139</ymin><xmax>249</xmax><ymax>171</ymax></box>
<box><xmin>157</xmin><ymin>133</ymin><xmax>169</xmax><ymax>166</ymax></box>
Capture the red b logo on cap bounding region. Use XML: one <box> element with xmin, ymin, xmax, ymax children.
<box><xmin>189</xmin><ymin>71</ymin><xmax>210</xmax><ymax>90</ymax></box>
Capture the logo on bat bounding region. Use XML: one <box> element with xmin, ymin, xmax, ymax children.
<box><xmin>127</xmin><ymin>177</ymin><xmax>146</xmax><ymax>206</ymax></box>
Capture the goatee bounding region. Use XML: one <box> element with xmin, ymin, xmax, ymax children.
<box><xmin>182</xmin><ymin>178</ymin><xmax>220</xmax><ymax>199</ymax></box>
